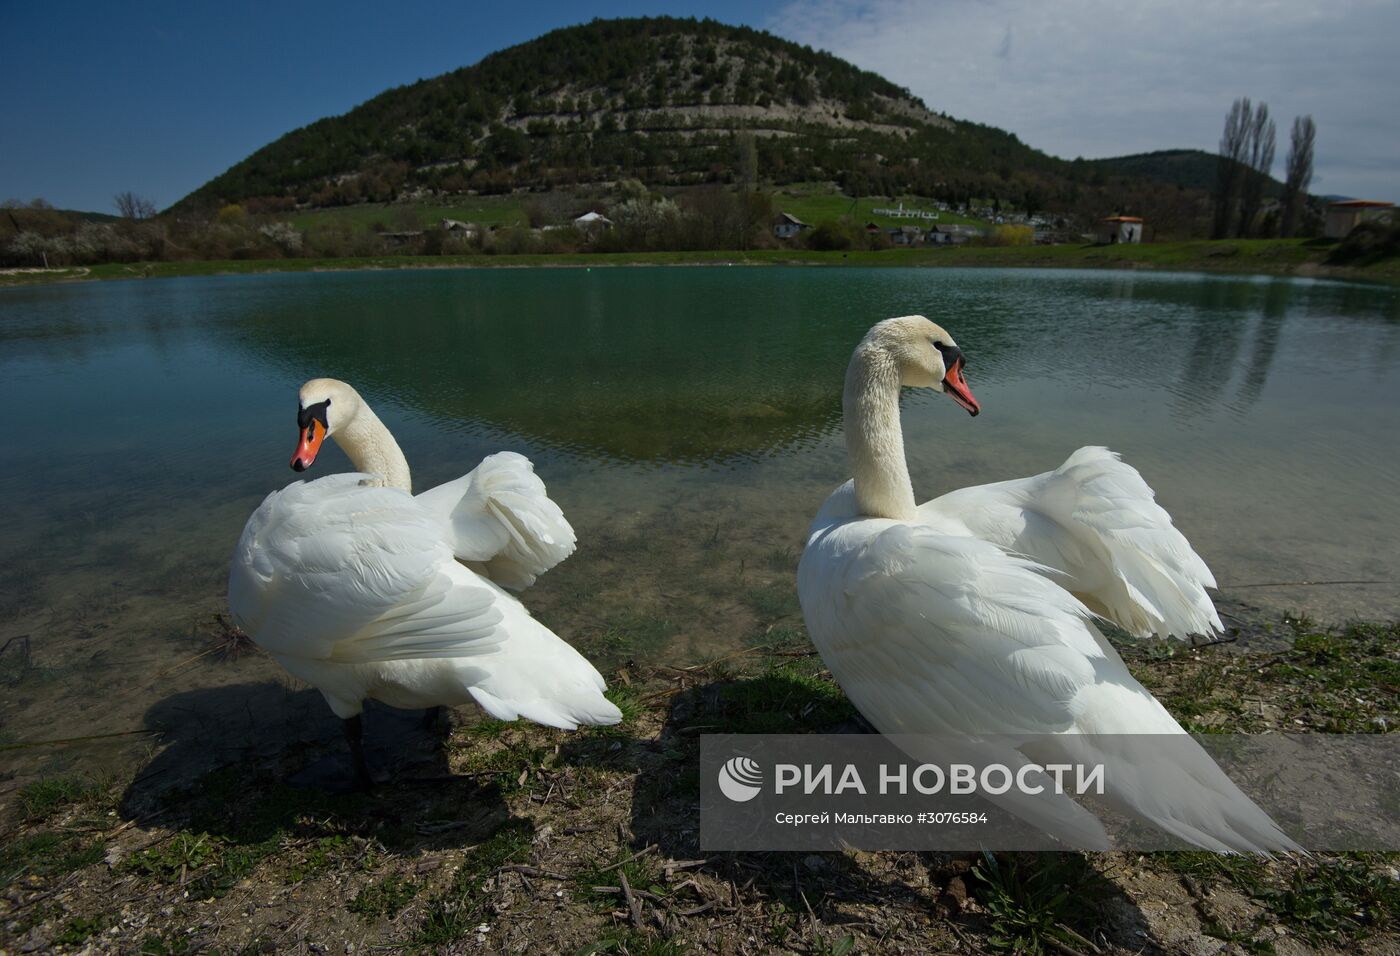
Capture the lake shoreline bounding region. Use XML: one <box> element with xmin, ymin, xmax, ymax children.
<box><xmin>4</xmin><ymin>239</ymin><xmax>1398</xmax><ymax>288</ymax></box>
<box><xmin>2</xmin><ymin>615</ymin><xmax>1396</xmax><ymax>954</ymax></box>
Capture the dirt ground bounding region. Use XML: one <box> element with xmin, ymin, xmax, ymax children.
<box><xmin>1</xmin><ymin>607</ymin><xmax>1397</xmax><ymax>955</ymax></box>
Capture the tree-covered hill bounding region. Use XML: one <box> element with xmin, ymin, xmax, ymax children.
<box><xmin>176</xmin><ymin>16</ymin><xmax>1179</xmax><ymax>223</ymax></box>
<box><xmin>1088</xmin><ymin>149</ymin><xmax>1284</xmax><ymax>197</ymax></box>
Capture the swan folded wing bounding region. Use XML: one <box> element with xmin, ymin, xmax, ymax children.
<box><xmin>229</xmin><ymin>474</ymin><xmax>506</xmax><ymax>662</ymax></box>
<box><xmin>415</xmin><ymin>451</ymin><xmax>577</xmax><ymax>590</ymax></box>
<box><xmin>929</xmin><ymin>447</ymin><xmax>1221</xmax><ymax>639</ymax></box>
<box><xmin>826</xmin><ymin>524</ymin><xmax>1107</xmax><ymax>739</ymax></box>
<box><xmin>814</xmin><ymin>525</ymin><xmax>1297</xmax><ymax>853</ymax></box>
<box><xmin>809</xmin><ymin>525</ymin><xmax>1117</xmax><ymax>848</ymax></box>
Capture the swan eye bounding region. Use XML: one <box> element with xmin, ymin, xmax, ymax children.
<box><xmin>297</xmin><ymin>399</ymin><xmax>331</xmax><ymax>430</ymax></box>
<box><xmin>932</xmin><ymin>341</ymin><xmax>963</xmax><ymax>367</ymax></box>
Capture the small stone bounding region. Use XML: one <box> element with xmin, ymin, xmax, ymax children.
<box><xmin>942</xmin><ymin>875</ymin><xmax>969</xmax><ymax>913</ymax></box>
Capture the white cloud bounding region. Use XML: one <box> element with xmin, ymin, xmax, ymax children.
<box><xmin>767</xmin><ymin>0</ymin><xmax>1400</xmax><ymax>198</ymax></box>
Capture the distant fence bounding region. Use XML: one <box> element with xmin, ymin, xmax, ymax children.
<box><xmin>871</xmin><ymin>206</ymin><xmax>941</xmax><ymax>221</ymax></box>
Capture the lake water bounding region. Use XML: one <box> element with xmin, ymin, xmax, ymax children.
<box><xmin>2</xmin><ymin>266</ymin><xmax>1398</xmax><ymax>787</ymax></box>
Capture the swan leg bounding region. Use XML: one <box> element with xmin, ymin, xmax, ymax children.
<box><xmin>419</xmin><ymin>705</ymin><xmax>445</xmax><ymax>731</ymax></box>
<box><xmin>342</xmin><ymin>715</ymin><xmax>374</xmax><ymax>790</ymax></box>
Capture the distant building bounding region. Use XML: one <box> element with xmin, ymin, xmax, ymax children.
<box><xmin>574</xmin><ymin>211</ymin><xmax>613</xmax><ymax>231</ymax></box>
<box><xmin>773</xmin><ymin>212</ymin><xmax>809</xmax><ymax>240</ymax></box>
<box><xmin>888</xmin><ymin>225</ymin><xmax>924</xmax><ymax>246</ymax></box>
<box><xmin>1325</xmin><ymin>200</ymin><xmax>1395</xmax><ymax>239</ymax></box>
<box><xmin>928</xmin><ymin>224</ymin><xmax>981</xmax><ymax>245</ymax></box>
<box><xmin>440</xmin><ymin>219</ymin><xmax>479</xmax><ymax>235</ymax></box>
<box><xmin>1095</xmin><ymin>216</ymin><xmax>1143</xmax><ymax>245</ymax></box>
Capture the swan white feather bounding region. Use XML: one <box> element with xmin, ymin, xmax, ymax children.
<box><xmin>923</xmin><ymin>445</ymin><xmax>1222</xmax><ymax>638</ymax></box>
<box><xmin>798</xmin><ymin>317</ymin><xmax>1298</xmax><ymax>853</ymax></box>
<box><xmin>416</xmin><ymin>450</ymin><xmax>577</xmax><ymax>590</ymax></box>
<box><xmin>228</xmin><ymin>379</ymin><xmax>619</xmax><ymax>736</ymax></box>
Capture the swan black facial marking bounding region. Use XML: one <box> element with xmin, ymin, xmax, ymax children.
<box><xmin>297</xmin><ymin>399</ymin><xmax>330</xmax><ymax>431</ymax></box>
<box><xmin>933</xmin><ymin>341</ymin><xmax>965</xmax><ymax>370</ymax></box>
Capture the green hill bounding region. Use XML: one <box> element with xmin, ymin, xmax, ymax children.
<box><xmin>1088</xmin><ymin>149</ymin><xmax>1284</xmax><ymax>197</ymax></box>
<box><xmin>175</xmin><ymin>16</ymin><xmax>1188</xmax><ymax>226</ymax></box>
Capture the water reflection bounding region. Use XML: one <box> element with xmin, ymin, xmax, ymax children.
<box><xmin>2</xmin><ymin>266</ymin><xmax>1399</xmax><ymax>793</ymax></box>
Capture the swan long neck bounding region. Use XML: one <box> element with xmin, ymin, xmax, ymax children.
<box><xmin>844</xmin><ymin>343</ymin><xmax>917</xmax><ymax>521</ymax></box>
<box><xmin>337</xmin><ymin>402</ymin><xmax>412</xmax><ymax>493</ymax></box>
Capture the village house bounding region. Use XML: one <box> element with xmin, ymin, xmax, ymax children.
<box><xmin>928</xmin><ymin>224</ymin><xmax>982</xmax><ymax>245</ymax></box>
<box><xmin>1095</xmin><ymin>216</ymin><xmax>1143</xmax><ymax>244</ymax></box>
<box><xmin>440</xmin><ymin>219</ymin><xmax>480</xmax><ymax>236</ymax></box>
<box><xmin>573</xmin><ymin>211</ymin><xmax>613</xmax><ymax>232</ymax></box>
<box><xmin>1324</xmin><ymin>200</ymin><xmax>1395</xmax><ymax>239</ymax></box>
<box><xmin>772</xmin><ymin>212</ymin><xmax>809</xmax><ymax>240</ymax></box>
<box><xmin>887</xmin><ymin>225</ymin><xmax>924</xmax><ymax>246</ymax></box>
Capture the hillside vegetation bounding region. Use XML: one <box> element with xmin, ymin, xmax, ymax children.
<box><xmin>177</xmin><ymin>17</ymin><xmax>1204</xmax><ymax>232</ymax></box>
<box><xmin>1089</xmin><ymin>149</ymin><xmax>1285</xmax><ymax>197</ymax></box>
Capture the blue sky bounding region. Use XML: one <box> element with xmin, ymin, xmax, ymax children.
<box><xmin>3</xmin><ymin>1</ymin><xmax>1395</xmax><ymax>213</ymax></box>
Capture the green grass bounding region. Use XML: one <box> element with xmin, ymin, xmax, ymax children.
<box><xmin>1159</xmin><ymin>851</ymin><xmax>1400</xmax><ymax>947</ymax></box>
<box><xmin>0</xmin><ymin>830</ymin><xmax>105</xmax><ymax>884</ymax></box>
<box><xmin>348</xmin><ymin>873</ymin><xmax>420</xmax><ymax>922</ymax></box>
<box><xmin>713</xmin><ymin>657</ymin><xmax>857</xmax><ymax>733</ymax></box>
<box><xmin>290</xmin><ymin>197</ymin><xmax>528</xmax><ymax>232</ymax></box>
<box><xmin>414</xmin><ymin>819</ymin><xmax>535</xmax><ymax>946</ymax></box>
<box><xmin>971</xmin><ymin>852</ymin><xmax>1113</xmax><ymax>954</ymax></box>
<box><xmin>1137</xmin><ymin>619</ymin><xmax>1400</xmax><ymax>733</ymax></box>
<box><xmin>577</xmin><ymin>846</ymin><xmax>667</xmax><ymax>912</ymax></box>
<box><xmin>56</xmin><ymin>913</ymin><xmax>108</xmax><ymax>945</ymax></box>
<box><xmin>16</xmin><ymin>774</ymin><xmax>101</xmax><ymax>821</ymax></box>
<box><xmin>770</xmin><ymin>185</ymin><xmax>987</xmax><ymax>228</ymax></box>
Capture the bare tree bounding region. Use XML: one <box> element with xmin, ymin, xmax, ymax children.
<box><xmin>1237</xmin><ymin>103</ymin><xmax>1276</xmax><ymax>237</ymax></box>
<box><xmin>1213</xmin><ymin>98</ymin><xmax>1252</xmax><ymax>239</ymax></box>
<box><xmin>114</xmin><ymin>191</ymin><xmax>157</xmax><ymax>220</ymax></box>
<box><xmin>1280</xmin><ymin>115</ymin><xmax>1315</xmax><ymax>238</ymax></box>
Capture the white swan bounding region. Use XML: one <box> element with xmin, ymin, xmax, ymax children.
<box><xmin>228</xmin><ymin>378</ymin><xmax>620</xmax><ymax>785</ymax></box>
<box><xmin>797</xmin><ymin>317</ymin><xmax>1298</xmax><ymax>852</ymax></box>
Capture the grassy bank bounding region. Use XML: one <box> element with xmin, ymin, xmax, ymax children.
<box><xmin>4</xmin><ymin>239</ymin><xmax>1398</xmax><ymax>289</ymax></box>
<box><xmin>2</xmin><ymin>613</ymin><xmax>1396</xmax><ymax>954</ymax></box>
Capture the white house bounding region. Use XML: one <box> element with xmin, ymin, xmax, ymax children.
<box><xmin>929</xmin><ymin>224</ymin><xmax>982</xmax><ymax>245</ymax></box>
<box><xmin>773</xmin><ymin>212</ymin><xmax>809</xmax><ymax>240</ymax></box>
<box><xmin>1095</xmin><ymin>216</ymin><xmax>1143</xmax><ymax>244</ymax></box>
<box><xmin>574</xmin><ymin>211</ymin><xmax>613</xmax><ymax>231</ymax></box>
<box><xmin>1325</xmin><ymin>200</ymin><xmax>1395</xmax><ymax>239</ymax></box>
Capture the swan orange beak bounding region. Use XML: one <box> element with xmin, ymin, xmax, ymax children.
<box><xmin>291</xmin><ymin>420</ymin><xmax>326</xmax><ymax>472</ymax></box>
<box><xmin>943</xmin><ymin>357</ymin><xmax>980</xmax><ymax>416</ymax></box>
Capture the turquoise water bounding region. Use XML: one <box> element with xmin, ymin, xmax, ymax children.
<box><xmin>2</xmin><ymin>266</ymin><xmax>1398</xmax><ymax>784</ymax></box>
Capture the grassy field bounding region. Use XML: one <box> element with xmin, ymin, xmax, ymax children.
<box><xmin>290</xmin><ymin>197</ymin><xmax>530</xmax><ymax>233</ymax></box>
<box><xmin>283</xmin><ymin>189</ymin><xmax>985</xmax><ymax>237</ymax></box>
<box><xmin>770</xmin><ymin>185</ymin><xmax>988</xmax><ymax>228</ymax></box>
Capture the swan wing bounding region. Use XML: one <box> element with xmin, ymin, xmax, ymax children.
<box><xmin>229</xmin><ymin>474</ymin><xmax>506</xmax><ymax>663</ymax></box>
<box><xmin>924</xmin><ymin>446</ymin><xmax>1221</xmax><ymax>638</ymax></box>
<box><xmin>803</xmin><ymin>520</ymin><xmax>1106</xmax><ymax>739</ymax></box>
<box><xmin>415</xmin><ymin>451</ymin><xmax>576</xmax><ymax>590</ymax></box>
<box><xmin>802</xmin><ymin>520</ymin><xmax>1121</xmax><ymax>846</ymax></box>
<box><xmin>801</xmin><ymin>516</ymin><xmax>1296</xmax><ymax>852</ymax></box>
